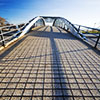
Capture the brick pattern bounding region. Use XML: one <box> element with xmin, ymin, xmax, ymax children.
<box><xmin>0</xmin><ymin>26</ymin><xmax>100</xmax><ymax>100</ymax></box>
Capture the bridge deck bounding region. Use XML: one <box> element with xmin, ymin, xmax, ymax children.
<box><xmin>0</xmin><ymin>26</ymin><xmax>100</xmax><ymax>100</ymax></box>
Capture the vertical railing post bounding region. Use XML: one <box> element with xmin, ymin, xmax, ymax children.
<box><xmin>78</xmin><ymin>25</ymin><xmax>80</xmax><ymax>33</ymax></box>
<box><xmin>63</xmin><ymin>24</ymin><xmax>66</xmax><ymax>30</ymax></box>
<box><xmin>0</xmin><ymin>29</ymin><xmax>5</xmax><ymax>46</ymax></box>
<box><xmin>77</xmin><ymin>25</ymin><xmax>83</xmax><ymax>37</ymax></box>
<box><xmin>94</xmin><ymin>34</ymin><xmax>100</xmax><ymax>48</ymax></box>
<box><xmin>16</xmin><ymin>25</ymin><xmax>20</xmax><ymax>31</ymax></box>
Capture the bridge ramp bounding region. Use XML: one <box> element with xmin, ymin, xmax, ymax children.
<box><xmin>0</xmin><ymin>26</ymin><xmax>100</xmax><ymax>100</ymax></box>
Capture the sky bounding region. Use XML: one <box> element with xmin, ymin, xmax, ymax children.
<box><xmin>0</xmin><ymin>0</ymin><xmax>100</xmax><ymax>27</ymax></box>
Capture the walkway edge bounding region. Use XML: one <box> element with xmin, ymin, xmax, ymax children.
<box><xmin>0</xmin><ymin>26</ymin><xmax>43</xmax><ymax>51</ymax></box>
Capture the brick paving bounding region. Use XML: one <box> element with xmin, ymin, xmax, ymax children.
<box><xmin>0</xmin><ymin>26</ymin><xmax>100</xmax><ymax>100</ymax></box>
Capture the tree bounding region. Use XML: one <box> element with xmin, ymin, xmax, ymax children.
<box><xmin>0</xmin><ymin>17</ymin><xmax>7</xmax><ymax>26</ymax></box>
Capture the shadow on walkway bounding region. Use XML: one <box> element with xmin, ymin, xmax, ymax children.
<box><xmin>0</xmin><ymin>26</ymin><xmax>100</xmax><ymax>99</ymax></box>
<box><xmin>0</xmin><ymin>36</ymin><xmax>27</xmax><ymax>60</ymax></box>
<box><xmin>49</xmin><ymin>26</ymin><xmax>69</xmax><ymax>100</ymax></box>
<box><xmin>0</xmin><ymin>26</ymin><xmax>100</xmax><ymax>62</ymax></box>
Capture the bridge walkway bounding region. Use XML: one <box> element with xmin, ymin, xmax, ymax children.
<box><xmin>0</xmin><ymin>26</ymin><xmax>100</xmax><ymax>100</ymax></box>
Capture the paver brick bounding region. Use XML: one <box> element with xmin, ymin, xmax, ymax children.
<box><xmin>0</xmin><ymin>26</ymin><xmax>100</xmax><ymax>100</ymax></box>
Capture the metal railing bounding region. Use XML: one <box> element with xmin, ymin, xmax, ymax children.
<box><xmin>0</xmin><ymin>23</ymin><xmax>26</xmax><ymax>46</ymax></box>
<box><xmin>53</xmin><ymin>17</ymin><xmax>86</xmax><ymax>40</ymax></box>
<box><xmin>1</xmin><ymin>16</ymin><xmax>99</xmax><ymax>50</ymax></box>
<box><xmin>74</xmin><ymin>24</ymin><xmax>100</xmax><ymax>48</ymax></box>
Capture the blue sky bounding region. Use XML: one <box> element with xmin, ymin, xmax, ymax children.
<box><xmin>0</xmin><ymin>0</ymin><xmax>100</xmax><ymax>27</ymax></box>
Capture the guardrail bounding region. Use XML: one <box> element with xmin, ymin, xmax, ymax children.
<box><xmin>74</xmin><ymin>24</ymin><xmax>100</xmax><ymax>48</ymax></box>
<box><xmin>2</xmin><ymin>16</ymin><xmax>99</xmax><ymax>50</ymax></box>
<box><xmin>0</xmin><ymin>23</ymin><xmax>26</xmax><ymax>47</ymax></box>
<box><xmin>53</xmin><ymin>17</ymin><xmax>86</xmax><ymax>40</ymax></box>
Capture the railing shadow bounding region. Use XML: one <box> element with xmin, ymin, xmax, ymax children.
<box><xmin>56</xmin><ymin>27</ymin><xmax>62</xmax><ymax>33</ymax></box>
<box><xmin>50</xmin><ymin>26</ymin><xmax>69</xmax><ymax>99</ymax></box>
<box><xmin>0</xmin><ymin>26</ymin><xmax>75</xmax><ymax>62</ymax></box>
<box><xmin>0</xmin><ymin>26</ymin><xmax>99</xmax><ymax>62</ymax></box>
<box><xmin>0</xmin><ymin>36</ymin><xmax>27</xmax><ymax>60</ymax></box>
<box><xmin>0</xmin><ymin>26</ymin><xmax>48</xmax><ymax>60</ymax></box>
<box><xmin>0</xmin><ymin>47</ymin><xmax>91</xmax><ymax>63</ymax></box>
<box><xmin>0</xmin><ymin>26</ymin><xmax>100</xmax><ymax>99</ymax></box>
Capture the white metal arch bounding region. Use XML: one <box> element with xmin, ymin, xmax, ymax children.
<box><xmin>20</xmin><ymin>16</ymin><xmax>86</xmax><ymax>40</ymax></box>
<box><xmin>20</xmin><ymin>16</ymin><xmax>45</xmax><ymax>37</ymax></box>
<box><xmin>53</xmin><ymin>17</ymin><xmax>86</xmax><ymax>39</ymax></box>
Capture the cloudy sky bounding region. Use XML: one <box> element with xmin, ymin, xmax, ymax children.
<box><xmin>0</xmin><ymin>0</ymin><xmax>100</xmax><ymax>27</ymax></box>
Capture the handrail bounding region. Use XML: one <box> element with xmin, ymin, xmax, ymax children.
<box><xmin>74</xmin><ymin>24</ymin><xmax>100</xmax><ymax>31</ymax></box>
<box><xmin>74</xmin><ymin>24</ymin><xmax>100</xmax><ymax>48</ymax></box>
<box><xmin>63</xmin><ymin>18</ymin><xmax>86</xmax><ymax>38</ymax></box>
<box><xmin>20</xmin><ymin>16</ymin><xmax>45</xmax><ymax>36</ymax></box>
<box><xmin>0</xmin><ymin>16</ymin><xmax>45</xmax><ymax>47</ymax></box>
<box><xmin>0</xmin><ymin>29</ymin><xmax>18</xmax><ymax>35</ymax></box>
<box><xmin>1</xmin><ymin>16</ymin><xmax>99</xmax><ymax>50</ymax></box>
<box><xmin>53</xmin><ymin>17</ymin><xmax>86</xmax><ymax>40</ymax></box>
<box><xmin>0</xmin><ymin>31</ymin><xmax>21</xmax><ymax>42</ymax></box>
<box><xmin>0</xmin><ymin>23</ymin><xmax>25</xmax><ymax>46</ymax></box>
<box><xmin>0</xmin><ymin>25</ymin><xmax>16</xmax><ymax>29</ymax></box>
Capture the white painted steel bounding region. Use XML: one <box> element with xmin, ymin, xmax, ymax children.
<box><xmin>20</xmin><ymin>16</ymin><xmax>45</xmax><ymax>36</ymax></box>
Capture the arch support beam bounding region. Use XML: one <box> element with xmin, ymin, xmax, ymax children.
<box><xmin>20</xmin><ymin>16</ymin><xmax>45</xmax><ymax>37</ymax></box>
<box><xmin>53</xmin><ymin>17</ymin><xmax>86</xmax><ymax>40</ymax></box>
<box><xmin>20</xmin><ymin>16</ymin><xmax>86</xmax><ymax>40</ymax></box>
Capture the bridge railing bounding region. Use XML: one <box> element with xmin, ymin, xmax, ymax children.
<box><xmin>74</xmin><ymin>24</ymin><xmax>100</xmax><ymax>48</ymax></box>
<box><xmin>0</xmin><ymin>23</ymin><xmax>26</xmax><ymax>47</ymax></box>
<box><xmin>53</xmin><ymin>17</ymin><xmax>86</xmax><ymax>40</ymax></box>
<box><xmin>0</xmin><ymin>17</ymin><xmax>45</xmax><ymax>48</ymax></box>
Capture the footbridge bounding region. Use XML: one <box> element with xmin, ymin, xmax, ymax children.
<box><xmin>0</xmin><ymin>16</ymin><xmax>100</xmax><ymax>100</ymax></box>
